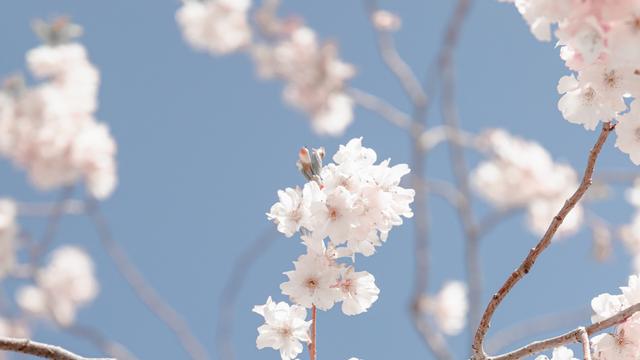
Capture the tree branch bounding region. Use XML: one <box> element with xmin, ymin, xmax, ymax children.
<box><xmin>472</xmin><ymin>123</ymin><xmax>614</xmax><ymax>359</ymax></box>
<box><xmin>0</xmin><ymin>336</ymin><xmax>113</xmax><ymax>360</ymax></box>
<box><xmin>485</xmin><ymin>302</ymin><xmax>640</xmax><ymax>360</ymax></box>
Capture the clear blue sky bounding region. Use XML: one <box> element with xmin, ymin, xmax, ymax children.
<box><xmin>0</xmin><ymin>1</ymin><xmax>634</xmax><ymax>359</ymax></box>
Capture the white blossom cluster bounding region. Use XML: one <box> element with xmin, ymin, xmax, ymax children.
<box><xmin>0</xmin><ymin>19</ymin><xmax>117</xmax><ymax>199</ymax></box>
<box><xmin>17</xmin><ymin>245</ymin><xmax>99</xmax><ymax>327</ymax></box>
<box><xmin>175</xmin><ymin>0</ymin><xmax>251</xmax><ymax>55</ymax></box>
<box><xmin>471</xmin><ymin>129</ymin><xmax>583</xmax><ymax>237</ymax></box>
<box><xmin>175</xmin><ymin>0</ymin><xmax>356</xmax><ymax>136</ymax></box>
<box><xmin>0</xmin><ymin>199</ymin><xmax>18</xmax><ymax>279</ymax></box>
<box><xmin>254</xmin><ymin>138</ymin><xmax>415</xmax><ymax>359</ymax></box>
<box><xmin>501</xmin><ymin>0</ymin><xmax>640</xmax><ymax>165</ymax></box>
<box><xmin>588</xmin><ymin>274</ymin><xmax>640</xmax><ymax>359</ymax></box>
<box><xmin>418</xmin><ymin>281</ymin><xmax>469</xmax><ymax>336</ymax></box>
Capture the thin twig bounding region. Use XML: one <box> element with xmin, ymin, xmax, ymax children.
<box><xmin>346</xmin><ymin>87</ymin><xmax>412</xmax><ymax>130</ymax></box>
<box><xmin>472</xmin><ymin>123</ymin><xmax>614</xmax><ymax>360</ymax></box>
<box><xmin>84</xmin><ymin>198</ymin><xmax>210</xmax><ymax>360</ymax></box>
<box><xmin>30</xmin><ymin>186</ymin><xmax>74</xmax><ymax>265</ymax></box>
<box><xmin>364</xmin><ymin>0</ymin><xmax>427</xmax><ymax>108</ymax></box>
<box><xmin>486</xmin><ymin>302</ymin><xmax>640</xmax><ymax>360</ymax></box>
<box><xmin>485</xmin><ymin>307</ymin><xmax>589</xmax><ymax>354</ymax></box>
<box><xmin>308</xmin><ymin>305</ymin><xmax>317</xmax><ymax>360</ymax></box>
<box><xmin>0</xmin><ymin>336</ymin><xmax>112</xmax><ymax>360</ymax></box>
<box><xmin>578</xmin><ymin>327</ymin><xmax>591</xmax><ymax>360</ymax></box>
<box><xmin>216</xmin><ymin>228</ymin><xmax>277</xmax><ymax>360</ymax></box>
<box><xmin>63</xmin><ymin>324</ymin><xmax>139</xmax><ymax>360</ymax></box>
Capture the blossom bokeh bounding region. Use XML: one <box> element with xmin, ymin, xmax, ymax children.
<box><xmin>0</xmin><ymin>1</ymin><xmax>638</xmax><ymax>359</ymax></box>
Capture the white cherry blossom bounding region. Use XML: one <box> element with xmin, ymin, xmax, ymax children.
<box><xmin>253</xmin><ymin>297</ymin><xmax>311</xmax><ymax>360</ymax></box>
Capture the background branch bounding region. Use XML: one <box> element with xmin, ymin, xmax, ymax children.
<box><xmin>0</xmin><ymin>336</ymin><xmax>113</xmax><ymax>360</ymax></box>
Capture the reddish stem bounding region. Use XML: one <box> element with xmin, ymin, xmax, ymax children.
<box><xmin>309</xmin><ymin>305</ymin><xmax>317</xmax><ymax>360</ymax></box>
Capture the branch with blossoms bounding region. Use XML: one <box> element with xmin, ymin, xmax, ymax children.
<box><xmin>172</xmin><ymin>0</ymin><xmax>640</xmax><ymax>359</ymax></box>
<box><xmin>0</xmin><ymin>17</ymin><xmax>211</xmax><ymax>360</ymax></box>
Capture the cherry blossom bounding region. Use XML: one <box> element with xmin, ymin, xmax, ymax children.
<box><xmin>253</xmin><ymin>297</ymin><xmax>311</xmax><ymax>360</ymax></box>
<box><xmin>419</xmin><ymin>281</ymin><xmax>468</xmax><ymax>336</ymax></box>
<box><xmin>17</xmin><ymin>246</ymin><xmax>98</xmax><ymax>326</ymax></box>
<box><xmin>336</xmin><ymin>267</ymin><xmax>380</xmax><ymax>316</ymax></box>
<box><xmin>471</xmin><ymin>129</ymin><xmax>582</xmax><ymax>236</ymax></box>
<box><xmin>0</xmin><ymin>19</ymin><xmax>117</xmax><ymax>199</ymax></box>
<box><xmin>372</xmin><ymin>10</ymin><xmax>402</xmax><ymax>32</ymax></box>
<box><xmin>175</xmin><ymin>0</ymin><xmax>251</xmax><ymax>55</ymax></box>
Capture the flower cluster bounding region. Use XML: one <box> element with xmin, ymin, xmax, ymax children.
<box><xmin>589</xmin><ymin>274</ymin><xmax>640</xmax><ymax>359</ymax></box>
<box><xmin>175</xmin><ymin>0</ymin><xmax>356</xmax><ymax>136</ymax></box>
<box><xmin>418</xmin><ymin>281</ymin><xmax>469</xmax><ymax>336</ymax></box>
<box><xmin>175</xmin><ymin>0</ymin><xmax>252</xmax><ymax>55</ymax></box>
<box><xmin>0</xmin><ymin>19</ymin><xmax>117</xmax><ymax>199</ymax></box>
<box><xmin>251</xmin><ymin>25</ymin><xmax>356</xmax><ymax>136</ymax></box>
<box><xmin>254</xmin><ymin>138</ymin><xmax>415</xmax><ymax>359</ymax></box>
<box><xmin>502</xmin><ymin>0</ymin><xmax>640</xmax><ymax>164</ymax></box>
<box><xmin>17</xmin><ymin>246</ymin><xmax>99</xmax><ymax>327</ymax></box>
<box><xmin>471</xmin><ymin>129</ymin><xmax>582</xmax><ymax>236</ymax></box>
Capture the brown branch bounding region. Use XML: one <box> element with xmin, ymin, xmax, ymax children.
<box><xmin>472</xmin><ymin>123</ymin><xmax>614</xmax><ymax>360</ymax></box>
<box><xmin>84</xmin><ymin>198</ymin><xmax>210</xmax><ymax>360</ymax></box>
<box><xmin>578</xmin><ymin>327</ymin><xmax>591</xmax><ymax>360</ymax></box>
<box><xmin>216</xmin><ymin>228</ymin><xmax>277</xmax><ymax>360</ymax></box>
<box><xmin>308</xmin><ymin>305</ymin><xmax>317</xmax><ymax>360</ymax></box>
<box><xmin>486</xmin><ymin>302</ymin><xmax>640</xmax><ymax>360</ymax></box>
<box><xmin>0</xmin><ymin>336</ymin><xmax>113</xmax><ymax>360</ymax></box>
<box><xmin>485</xmin><ymin>307</ymin><xmax>589</xmax><ymax>354</ymax></box>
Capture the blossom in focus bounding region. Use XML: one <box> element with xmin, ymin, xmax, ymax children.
<box><xmin>0</xmin><ymin>20</ymin><xmax>117</xmax><ymax>199</ymax></box>
<box><xmin>535</xmin><ymin>346</ymin><xmax>578</xmax><ymax>360</ymax></box>
<box><xmin>336</xmin><ymin>267</ymin><xmax>380</xmax><ymax>316</ymax></box>
<box><xmin>419</xmin><ymin>281</ymin><xmax>468</xmax><ymax>336</ymax></box>
<box><xmin>280</xmin><ymin>250</ymin><xmax>341</xmax><ymax>311</ymax></box>
<box><xmin>615</xmin><ymin>102</ymin><xmax>640</xmax><ymax>165</ymax></box>
<box><xmin>502</xmin><ymin>0</ymin><xmax>640</xmax><ymax>164</ymax></box>
<box><xmin>176</xmin><ymin>0</ymin><xmax>252</xmax><ymax>55</ymax></box>
<box><xmin>17</xmin><ymin>246</ymin><xmax>99</xmax><ymax>326</ymax></box>
<box><xmin>253</xmin><ymin>297</ymin><xmax>311</xmax><ymax>360</ymax></box>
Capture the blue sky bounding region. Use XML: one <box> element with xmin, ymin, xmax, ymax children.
<box><xmin>0</xmin><ymin>1</ymin><xmax>635</xmax><ymax>359</ymax></box>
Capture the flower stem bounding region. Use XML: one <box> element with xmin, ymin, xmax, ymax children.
<box><xmin>309</xmin><ymin>305</ymin><xmax>317</xmax><ymax>360</ymax></box>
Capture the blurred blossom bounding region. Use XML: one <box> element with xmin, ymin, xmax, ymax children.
<box><xmin>0</xmin><ymin>20</ymin><xmax>117</xmax><ymax>199</ymax></box>
<box><xmin>17</xmin><ymin>246</ymin><xmax>98</xmax><ymax>326</ymax></box>
<box><xmin>419</xmin><ymin>281</ymin><xmax>468</xmax><ymax>336</ymax></box>
<box><xmin>471</xmin><ymin>129</ymin><xmax>582</xmax><ymax>237</ymax></box>
<box><xmin>0</xmin><ymin>198</ymin><xmax>17</xmax><ymax>279</ymax></box>
<box><xmin>175</xmin><ymin>0</ymin><xmax>252</xmax><ymax>55</ymax></box>
<box><xmin>371</xmin><ymin>10</ymin><xmax>402</xmax><ymax>32</ymax></box>
<box><xmin>535</xmin><ymin>346</ymin><xmax>578</xmax><ymax>360</ymax></box>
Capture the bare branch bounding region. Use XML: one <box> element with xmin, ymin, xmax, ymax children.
<box><xmin>578</xmin><ymin>327</ymin><xmax>591</xmax><ymax>360</ymax></box>
<box><xmin>346</xmin><ymin>87</ymin><xmax>413</xmax><ymax>130</ymax></box>
<box><xmin>486</xmin><ymin>302</ymin><xmax>640</xmax><ymax>360</ymax></box>
<box><xmin>84</xmin><ymin>199</ymin><xmax>210</xmax><ymax>360</ymax></box>
<box><xmin>216</xmin><ymin>228</ymin><xmax>277</xmax><ymax>360</ymax></box>
<box><xmin>472</xmin><ymin>123</ymin><xmax>614</xmax><ymax>359</ymax></box>
<box><xmin>30</xmin><ymin>186</ymin><xmax>75</xmax><ymax>265</ymax></box>
<box><xmin>0</xmin><ymin>336</ymin><xmax>112</xmax><ymax>360</ymax></box>
<box><xmin>364</xmin><ymin>0</ymin><xmax>427</xmax><ymax>108</ymax></box>
<box><xmin>63</xmin><ymin>324</ymin><xmax>139</xmax><ymax>360</ymax></box>
<box><xmin>485</xmin><ymin>307</ymin><xmax>589</xmax><ymax>354</ymax></box>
